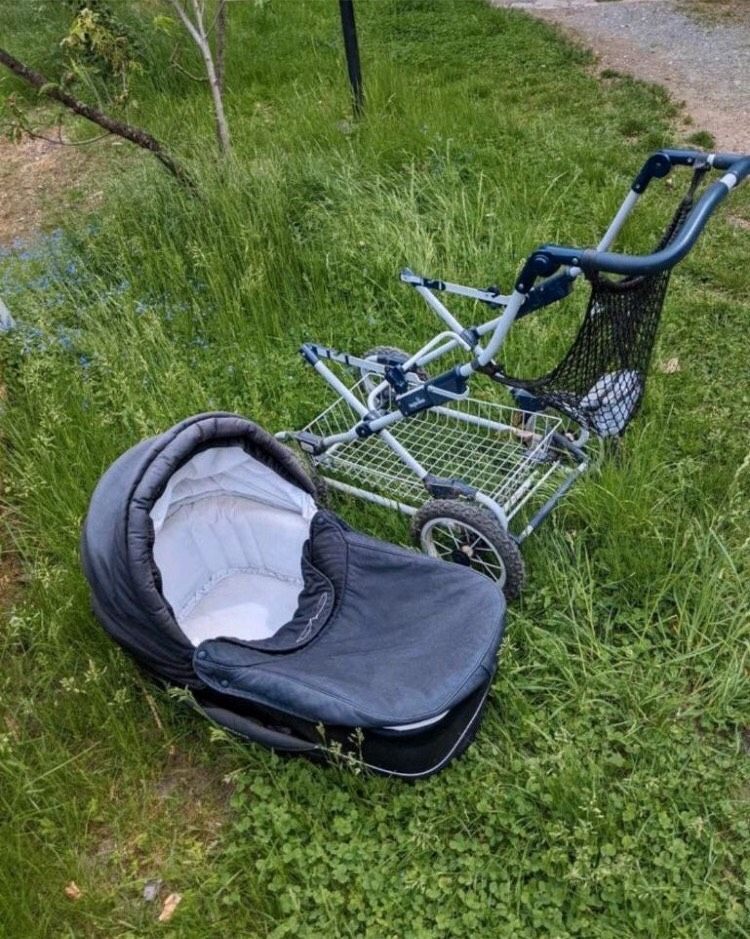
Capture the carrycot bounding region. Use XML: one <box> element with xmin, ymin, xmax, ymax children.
<box><xmin>81</xmin><ymin>413</ymin><xmax>506</xmax><ymax>778</ymax></box>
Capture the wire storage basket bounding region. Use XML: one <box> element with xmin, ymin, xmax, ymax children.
<box><xmin>303</xmin><ymin>378</ymin><xmax>569</xmax><ymax>520</ymax></box>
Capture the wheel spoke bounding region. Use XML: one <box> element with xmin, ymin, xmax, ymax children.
<box><xmin>416</xmin><ymin>503</ymin><xmax>525</xmax><ymax>598</ymax></box>
<box><xmin>432</xmin><ymin>524</ymin><xmax>461</xmax><ymax>555</ymax></box>
<box><xmin>474</xmin><ymin>556</ymin><xmax>504</xmax><ymax>576</ymax></box>
<box><xmin>474</xmin><ymin>552</ymin><xmax>505</xmax><ymax>574</ymax></box>
<box><xmin>421</xmin><ymin>516</ymin><xmax>508</xmax><ymax>588</ymax></box>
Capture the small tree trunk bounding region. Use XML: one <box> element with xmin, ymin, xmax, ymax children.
<box><xmin>203</xmin><ymin>40</ymin><xmax>231</xmax><ymax>155</ymax></box>
<box><xmin>171</xmin><ymin>0</ymin><xmax>231</xmax><ymax>156</ymax></box>
<box><xmin>0</xmin><ymin>46</ymin><xmax>192</xmax><ymax>187</ymax></box>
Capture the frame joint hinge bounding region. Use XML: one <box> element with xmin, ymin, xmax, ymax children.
<box><xmin>397</xmin><ymin>368</ymin><xmax>468</xmax><ymax>417</ymax></box>
<box><xmin>290</xmin><ymin>431</ymin><xmax>327</xmax><ymax>455</ymax></box>
<box><xmin>384</xmin><ymin>364</ymin><xmax>409</xmax><ymax>394</ymax></box>
<box><xmin>355</xmin><ymin>421</ymin><xmax>376</xmax><ymax>439</ymax></box>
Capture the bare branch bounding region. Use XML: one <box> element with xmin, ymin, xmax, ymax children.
<box><xmin>205</xmin><ymin>0</ymin><xmax>225</xmax><ymax>38</ymax></box>
<box><xmin>20</xmin><ymin>126</ymin><xmax>111</xmax><ymax>147</ymax></box>
<box><xmin>169</xmin><ymin>44</ymin><xmax>208</xmax><ymax>82</ymax></box>
<box><xmin>169</xmin><ymin>0</ymin><xmax>203</xmax><ymax>48</ymax></box>
<box><xmin>0</xmin><ymin>46</ymin><xmax>193</xmax><ymax>186</ymax></box>
<box><xmin>194</xmin><ymin>0</ymin><xmax>207</xmax><ymax>24</ymax></box>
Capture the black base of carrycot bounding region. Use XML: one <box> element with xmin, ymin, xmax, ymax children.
<box><xmin>81</xmin><ymin>413</ymin><xmax>505</xmax><ymax>779</ymax></box>
<box><xmin>195</xmin><ymin>679</ymin><xmax>492</xmax><ymax>779</ymax></box>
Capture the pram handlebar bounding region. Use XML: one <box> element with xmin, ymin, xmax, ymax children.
<box><xmin>660</xmin><ymin>149</ymin><xmax>746</xmax><ymax>172</ymax></box>
<box><xmin>515</xmin><ymin>151</ymin><xmax>750</xmax><ymax>290</ymax></box>
<box><xmin>631</xmin><ymin>149</ymin><xmax>746</xmax><ymax>192</ymax></box>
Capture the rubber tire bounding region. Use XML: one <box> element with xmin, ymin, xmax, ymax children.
<box><xmin>411</xmin><ymin>499</ymin><xmax>526</xmax><ymax>601</ymax></box>
<box><xmin>360</xmin><ymin>346</ymin><xmax>418</xmax><ymax>372</ymax></box>
<box><xmin>358</xmin><ymin>346</ymin><xmax>428</xmax><ymax>410</ymax></box>
<box><xmin>286</xmin><ymin>448</ymin><xmax>329</xmax><ymax>506</ymax></box>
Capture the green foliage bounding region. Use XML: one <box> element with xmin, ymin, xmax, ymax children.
<box><xmin>0</xmin><ymin>0</ymin><xmax>149</xmax><ymax>147</ymax></box>
<box><xmin>686</xmin><ymin>128</ymin><xmax>717</xmax><ymax>150</ymax></box>
<box><xmin>1</xmin><ymin>1</ymin><xmax>749</xmax><ymax>936</ymax></box>
<box><xmin>61</xmin><ymin>1</ymin><xmax>143</xmax><ymax>104</ymax></box>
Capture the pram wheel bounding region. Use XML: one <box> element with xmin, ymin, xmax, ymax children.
<box><xmin>412</xmin><ymin>500</ymin><xmax>525</xmax><ymax>601</ymax></box>
<box><xmin>359</xmin><ymin>346</ymin><xmax>428</xmax><ymax>412</ymax></box>
<box><xmin>287</xmin><ymin>449</ymin><xmax>329</xmax><ymax>505</ymax></box>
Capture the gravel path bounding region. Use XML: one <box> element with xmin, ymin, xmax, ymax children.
<box><xmin>491</xmin><ymin>0</ymin><xmax>750</xmax><ymax>152</ymax></box>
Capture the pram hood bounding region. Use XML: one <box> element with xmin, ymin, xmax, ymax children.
<box><xmin>81</xmin><ymin>413</ymin><xmax>318</xmax><ymax>687</ymax></box>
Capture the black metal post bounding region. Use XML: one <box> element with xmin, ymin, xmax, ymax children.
<box><xmin>339</xmin><ymin>0</ymin><xmax>363</xmax><ymax>117</ymax></box>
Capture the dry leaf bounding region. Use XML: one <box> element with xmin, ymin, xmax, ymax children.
<box><xmin>158</xmin><ymin>892</ymin><xmax>182</xmax><ymax>922</ymax></box>
<box><xmin>64</xmin><ymin>881</ymin><xmax>82</xmax><ymax>901</ymax></box>
<box><xmin>659</xmin><ymin>357</ymin><xmax>681</xmax><ymax>374</ymax></box>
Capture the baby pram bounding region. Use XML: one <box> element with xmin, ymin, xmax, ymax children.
<box><xmin>82</xmin><ymin>151</ymin><xmax>748</xmax><ymax>777</ymax></box>
<box><xmin>279</xmin><ymin>150</ymin><xmax>750</xmax><ymax>598</ymax></box>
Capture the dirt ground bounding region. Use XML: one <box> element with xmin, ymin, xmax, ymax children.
<box><xmin>0</xmin><ymin>130</ymin><xmax>109</xmax><ymax>246</ymax></box>
<box><xmin>491</xmin><ymin>0</ymin><xmax>750</xmax><ymax>153</ymax></box>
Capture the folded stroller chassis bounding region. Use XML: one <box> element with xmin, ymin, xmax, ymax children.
<box><xmin>279</xmin><ymin>149</ymin><xmax>750</xmax><ymax>597</ymax></box>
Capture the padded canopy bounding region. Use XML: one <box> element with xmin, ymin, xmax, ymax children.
<box><xmin>82</xmin><ymin>413</ymin><xmax>318</xmax><ymax>687</ymax></box>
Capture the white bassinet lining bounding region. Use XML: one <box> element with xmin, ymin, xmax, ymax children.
<box><xmin>151</xmin><ymin>446</ymin><xmax>316</xmax><ymax>646</ymax></box>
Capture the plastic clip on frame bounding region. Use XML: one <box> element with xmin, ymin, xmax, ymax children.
<box><xmin>280</xmin><ymin>151</ymin><xmax>749</xmax><ymax>598</ymax></box>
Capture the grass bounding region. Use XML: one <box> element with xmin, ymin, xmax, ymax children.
<box><xmin>685</xmin><ymin>1</ymin><xmax>750</xmax><ymax>26</ymax></box>
<box><xmin>1</xmin><ymin>1</ymin><xmax>749</xmax><ymax>936</ymax></box>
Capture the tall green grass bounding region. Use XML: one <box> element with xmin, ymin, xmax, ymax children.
<box><xmin>1</xmin><ymin>1</ymin><xmax>749</xmax><ymax>936</ymax></box>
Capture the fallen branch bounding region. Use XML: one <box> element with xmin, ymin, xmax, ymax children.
<box><xmin>0</xmin><ymin>46</ymin><xmax>193</xmax><ymax>187</ymax></box>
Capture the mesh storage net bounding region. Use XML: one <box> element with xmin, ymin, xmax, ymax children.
<box><xmin>491</xmin><ymin>166</ymin><xmax>708</xmax><ymax>437</ymax></box>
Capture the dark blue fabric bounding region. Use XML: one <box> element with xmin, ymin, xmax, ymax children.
<box><xmin>81</xmin><ymin>413</ymin><xmax>318</xmax><ymax>686</ymax></box>
<box><xmin>194</xmin><ymin>512</ymin><xmax>506</xmax><ymax>728</ymax></box>
<box><xmin>82</xmin><ymin>413</ymin><xmax>506</xmax><ymax>734</ymax></box>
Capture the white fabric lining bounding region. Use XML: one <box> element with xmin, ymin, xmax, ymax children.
<box><xmin>151</xmin><ymin>447</ymin><xmax>315</xmax><ymax>533</ymax></box>
<box><xmin>150</xmin><ymin>445</ymin><xmax>454</xmax><ymax>733</ymax></box>
<box><xmin>177</xmin><ymin>565</ymin><xmax>305</xmax><ymax>623</ymax></box>
<box><xmin>151</xmin><ymin>447</ymin><xmax>315</xmax><ymax>646</ymax></box>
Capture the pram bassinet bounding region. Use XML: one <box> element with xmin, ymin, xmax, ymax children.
<box><xmin>81</xmin><ymin>413</ymin><xmax>506</xmax><ymax>778</ymax></box>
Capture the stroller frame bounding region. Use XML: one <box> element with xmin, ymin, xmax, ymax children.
<box><xmin>279</xmin><ymin>150</ymin><xmax>750</xmax><ymax>595</ymax></box>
